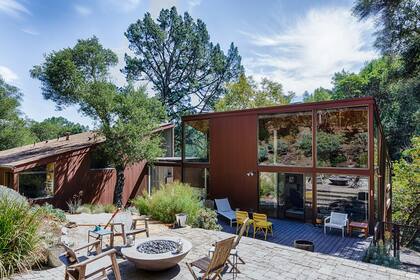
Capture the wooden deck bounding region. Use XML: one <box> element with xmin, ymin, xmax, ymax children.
<box><xmin>220</xmin><ymin>218</ymin><xmax>372</xmax><ymax>261</ymax></box>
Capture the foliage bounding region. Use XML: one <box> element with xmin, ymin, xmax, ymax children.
<box><xmin>316</xmin><ymin>131</ymin><xmax>344</xmax><ymax>166</ymax></box>
<box><xmin>0</xmin><ymin>77</ymin><xmax>36</xmax><ymax>151</ymax></box>
<box><xmin>364</xmin><ymin>241</ymin><xmax>400</xmax><ymax>269</ymax></box>
<box><xmin>392</xmin><ymin>136</ymin><xmax>420</xmax><ymax>232</ymax></box>
<box><xmin>0</xmin><ymin>186</ymin><xmax>43</xmax><ymax>278</ymax></box>
<box><xmin>303</xmin><ymin>87</ymin><xmax>332</xmax><ymax>103</ymax></box>
<box><xmin>191</xmin><ymin>208</ymin><xmax>221</xmax><ymax>231</ymax></box>
<box><xmin>215</xmin><ymin>74</ymin><xmax>294</xmax><ymax>111</ymax></box>
<box><xmin>331</xmin><ymin>57</ymin><xmax>419</xmax><ymax>159</ymax></box>
<box><xmin>28</xmin><ymin>117</ymin><xmax>88</xmax><ymax>141</ymax></box>
<box><xmin>34</xmin><ymin>203</ymin><xmax>67</xmax><ymax>222</ymax></box>
<box><xmin>31</xmin><ymin>37</ymin><xmax>166</xmax><ymax>206</ymax></box>
<box><xmin>77</xmin><ymin>203</ymin><xmax>117</xmax><ymax>214</ymax></box>
<box><xmin>124</xmin><ymin>6</ymin><xmax>243</xmax><ymax>122</ymax></box>
<box><xmin>132</xmin><ymin>181</ymin><xmax>201</xmax><ymax>224</ymax></box>
<box><xmin>297</xmin><ymin>133</ymin><xmax>312</xmax><ymax>157</ymax></box>
<box><xmin>66</xmin><ymin>191</ymin><xmax>83</xmax><ymax>214</ymax></box>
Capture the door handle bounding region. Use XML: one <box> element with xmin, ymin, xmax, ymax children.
<box><xmin>246</xmin><ymin>171</ymin><xmax>255</xmax><ymax>177</ymax></box>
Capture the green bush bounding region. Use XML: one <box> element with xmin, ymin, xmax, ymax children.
<box><xmin>132</xmin><ymin>182</ymin><xmax>201</xmax><ymax>224</ymax></box>
<box><xmin>77</xmin><ymin>203</ymin><xmax>117</xmax><ymax>214</ymax></box>
<box><xmin>364</xmin><ymin>241</ymin><xmax>400</xmax><ymax>269</ymax></box>
<box><xmin>191</xmin><ymin>208</ymin><xmax>222</xmax><ymax>231</ymax></box>
<box><xmin>0</xmin><ymin>186</ymin><xmax>43</xmax><ymax>278</ymax></box>
<box><xmin>34</xmin><ymin>203</ymin><xmax>67</xmax><ymax>222</ymax></box>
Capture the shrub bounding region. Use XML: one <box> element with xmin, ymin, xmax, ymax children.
<box><xmin>66</xmin><ymin>191</ymin><xmax>83</xmax><ymax>214</ymax></box>
<box><xmin>34</xmin><ymin>203</ymin><xmax>67</xmax><ymax>222</ymax></box>
<box><xmin>0</xmin><ymin>186</ymin><xmax>43</xmax><ymax>278</ymax></box>
<box><xmin>132</xmin><ymin>182</ymin><xmax>201</xmax><ymax>224</ymax></box>
<box><xmin>77</xmin><ymin>204</ymin><xmax>94</xmax><ymax>214</ymax></box>
<box><xmin>77</xmin><ymin>203</ymin><xmax>117</xmax><ymax>214</ymax></box>
<box><xmin>191</xmin><ymin>208</ymin><xmax>222</xmax><ymax>231</ymax></box>
<box><xmin>103</xmin><ymin>204</ymin><xmax>117</xmax><ymax>213</ymax></box>
<box><xmin>364</xmin><ymin>241</ymin><xmax>400</xmax><ymax>269</ymax></box>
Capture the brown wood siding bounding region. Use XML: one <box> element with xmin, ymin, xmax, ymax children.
<box><xmin>210</xmin><ymin>114</ymin><xmax>258</xmax><ymax>210</ymax></box>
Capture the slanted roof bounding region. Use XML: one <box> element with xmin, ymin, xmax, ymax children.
<box><xmin>0</xmin><ymin>123</ymin><xmax>175</xmax><ymax>170</ymax></box>
<box><xmin>0</xmin><ymin>132</ymin><xmax>104</xmax><ymax>169</ymax></box>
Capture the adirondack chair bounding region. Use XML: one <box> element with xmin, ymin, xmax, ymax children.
<box><xmin>187</xmin><ymin>237</ymin><xmax>235</xmax><ymax>280</ymax></box>
<box><xmin>60</xmin><ymin>240</ymin><xmax>121</xmax><ymax>280</ymax></box>
<box><xmin>110</xmin><ymin>211</ymin><xmax>149</xmax><ymax>247</ymax></box>
<box><xmin>324</xmin><ymin>212</ymin><xmax>349</xmax><ymax>237</ymax></box>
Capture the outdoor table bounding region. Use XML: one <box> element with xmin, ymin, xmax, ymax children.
<box><xmin>348</xmin><ymin>221</ymin><xmax>369</xmax><ymax>237</ymax></box>
<box><xmin>87</xmin><ymin>227</ymin><xmax>113</xmax><ymax>252</ymax></box>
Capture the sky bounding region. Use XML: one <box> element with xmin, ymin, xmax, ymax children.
<box><xmin>0</xmin><ymin>0</ymin><xmax>378</xmax><ymax>127</ymax></box>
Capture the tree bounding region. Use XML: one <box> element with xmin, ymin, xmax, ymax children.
<box><xmin>28</xmin><ymin>117</ymin><xmax>88</xmax><ymax>141</ymax></box>
<box><xmin>0</xmin><ymin>77</ymin><xmax>35</xmax><ymax>151</ymax></box>
<box><xmin>331</xmin><ymin>57</ymin><xmax>419</xmax><ymax>159</ymax></box>
<box><xmin>214</xmin><ymin>74</ymin><xmax>294</xmax><ymax>111</ymax></box>
<box><xmin>303</xmin><ymin>87</ymin><xmax>332</xmax><ymax>103</ymax></box>
<box><xmin>31</xmin><ymin>37</ymin><xmax>166</xmax><ymax>206</ymax></box>
<box><xmin>353</xmin><ymin>0</ymin><xmax>419</xmax><ymax>76</ymax></box>
<box><xmin>124</xmin><ymin>6</ymin><xmax>243</xmax><ymax>121</ymax></box>
<box><xmin>392</xmin><ymin>136</ymin><xmax>419</xmax><ymax>245</ymax></box>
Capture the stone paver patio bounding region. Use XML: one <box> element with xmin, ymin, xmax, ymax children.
<box><xmin>220</xmin><ymin>218</ymin><xmax>371</xmax><ymax>261</ymax></box>
<box><xmin>12</xmin><ymin>228</ymin><xmax>419</xmax><ymax>280</ymax></box>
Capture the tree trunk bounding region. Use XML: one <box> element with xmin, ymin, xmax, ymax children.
<box><xmin>113</xmin><ymin>167</ymin><xmax>125</xmax><ymax>207</ymax></box>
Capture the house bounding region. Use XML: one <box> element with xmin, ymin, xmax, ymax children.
<box><xmin>173</xmin><ymin>97</ymin><xmax>392</xmax><ymax>232</ymax></box>
<box><xmin>0</xmin><ymin>123</ymin><xmax>177</xmax><ymax>208</ymax></box>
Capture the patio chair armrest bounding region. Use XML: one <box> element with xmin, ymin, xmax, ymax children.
<box><xmin>69</xmin><ymin>249</ymin><xmax>118</xmax><ymax>268</ymax></box>
<box><xmin>71</xmin><ymin>240</ymin><xmax>101</xmax><ymax>252</ymax></box>
<box><xmin>133</xmin><ymin>216</ymin><xmax>149</xmax><ymax>229</ymax></box>
<box><xmin>324</xmin><ymin>216</ymin><xmax>331</xmax><ymax>223</ymax></box>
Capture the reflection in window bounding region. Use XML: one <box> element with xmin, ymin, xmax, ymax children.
<box><xmin>183</xmin><ymin>167</ymin><xmax>209</xmax><ymax>199</ymax></box>
<box><xmin>184</xmin><ymin>120</ymin><xmax>209</xmax><ymax>162</ymax></box>
<box><xmin>317</xmin><ymin>107</ymin><xmax>368</xmax><ymax>168</ymax></box>
<box><xmin>259</xmin><ymin>112</ymin><xmax>312</xmax><ymax>166</ymax></box>
<box><xmin>317</xmin><ymin>174</ymin><xmax>368</xmax><ymax>222</ymax></box>
<box><xmin>19</xmin><ymin>163</ymin><xmax>54</xmax><ymax>199</ymax></box>
<box><xmin>149</xmin><ymin>166</ymin><xmax>174</xmax><ymax>194</ymax></box>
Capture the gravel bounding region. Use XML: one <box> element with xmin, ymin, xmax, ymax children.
<box><xmin>137</xmin><ymin>240</ymin><xmax>178</xmax><ymax>254</ymax></box>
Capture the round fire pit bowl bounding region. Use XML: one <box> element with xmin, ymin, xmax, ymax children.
<box><xmin>121</xmin><ymin>237</ymin><xmax>192</xmax><ymax>271</ymax></box>
<box><xmin>294</xmin><ymin>240</ymin><xmax>315</xmax><ymax>252</ymax></box>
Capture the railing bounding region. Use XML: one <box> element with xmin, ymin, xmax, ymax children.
<box><xmin>374</xmin><ymin>221</ymin><xmax>420</xmax><ymax>259</ymax></box>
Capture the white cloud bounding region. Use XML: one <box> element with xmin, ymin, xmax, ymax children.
<box><xmin>74</xmin><ymin>5</ymin><xmax>91</xmax><ymax>16</ymax></box>
<box><xmin>149</xmin><ymin>0</ymin><xmax>177</xmax><ymax>18</ymax></box>
<box><xmin>0</xmin><ymin>0</ymin><xmax>29</xmax><ymax>17</ymax></box>
<box><xmin>21</xmin><ymin>27</ymin><xmax>39</xmax><ymax>35</ymax></box>
<box><xmin>106</xmin><ymin>0</ymin><xmax>142</xmax><ymax>13</ymax></box>
<box><xmin>0</xmin><ymin>65</ymin><xmax>18</xmax><ymax>82</ymax></box>
<box><xmin>242</xmin><ymin>7</ymin><xmax>378</xmax><ymax>96</ymax></box>
<box><xmin>187</xmin><ymin>0</ymin><xmax>201</xmax><ymax>12</ymax></box>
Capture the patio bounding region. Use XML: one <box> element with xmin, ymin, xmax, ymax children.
<box><xmin>220</xmin><ymin>218</ymin><xmax>372</xmax><ymax>261</ymax></box>
<box><xmin>12</xmin><ymin>227</ymin><xmax>417</xmax><ymax>280</ymax></box>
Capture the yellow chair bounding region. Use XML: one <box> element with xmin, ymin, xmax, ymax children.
<box><xmin>253</xmin><ymin>213</ymin><xmax>273</xmax><ymax>240</ymax></box>
<box><xmin>236</xmin><ymin>211</ymin><xmax>253</xmax><ymax>236</ymax></box>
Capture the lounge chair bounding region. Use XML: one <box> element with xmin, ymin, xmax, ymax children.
<box><xmin>215</xmin><ymin>198</ymin><xmax>236</xmax><ymax>227</ymax></box>
<box><xmin>253</xmin><ymin>213</ymin><xmax>273</xmax><ymax>240</ymax></box>
<box><xmin>187</xmin><ymin>236</ymin><xmax>235</xmax><ymax>280</ymax></box>
<box><xmin>324</xmin><ymin>212</ymin><xmax>348</xmax><ymax>237</ymax></box>
<box><xmin>60</xmin><ymin>240</ymin><xmax>121</xmax><ymax>280</ymax></box>
<box><xmin>209</xmin><ymin>217</ymin><xmax>250</xmax><ymax>274</ymax></box>
<box><xmin>110</xmin><ymin>211</ymin><xmax>149</xmax><ymax>247</ymax></box>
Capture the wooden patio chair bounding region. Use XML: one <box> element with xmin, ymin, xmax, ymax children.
<box><xmin>209</xmin><ymin>217</ymin><xmax>250</xmax><ymax>274</ymax></box>
<box><xmin>253</xmin><ymin>212</ymin><xmax>273</xmax><ymax>240</ymax></box>
<box><xmin>187</xmin><ymin>236</ymin><xmax>235</xmax><ymax>280</ymax></box>
<box><xmin>235</xmin><ymin>211</ymin><xmax>253</xmax><ymax>236</ymax></box>
<box><xmin>110</xmin><ymin>211</ymin><xmax>149</xmax><ymax>247</ymax></box>
<box><xmin>60</xmin><ymin>240</ymin><xmax>121</xmax><ymax>280</ymax></box>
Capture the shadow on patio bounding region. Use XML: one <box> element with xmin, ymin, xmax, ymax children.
<box><xmin>219</xmin><ymin>218</ymin><xmax>372</xmax><ymax>261</ymax></box>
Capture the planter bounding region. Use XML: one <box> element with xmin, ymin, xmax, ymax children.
<box><xmin>175</xmin><ymin>213</ymin><xmax>187</xmax><ymax>228</ymax></box>
<box><xmin>294</xmin><ymin>240</ymin><xmax>314</xmax><ymax>252</ymax></box>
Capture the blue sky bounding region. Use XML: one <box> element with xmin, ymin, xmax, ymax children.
<box><xmin>0</xmin><ymin>0</ymin><xmax>377</xmax><ymax>127</ymax></box>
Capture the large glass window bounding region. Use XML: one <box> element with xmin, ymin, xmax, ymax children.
<box><xmin>259</xmin><ymin>172</ymin><xmax>311</xmax><ymax>220</ymax></box>
<box><xmin>183</xmin><ymin>167</ymin><xmax>209</xmax><ymax>199</ymax></box>
<box><xmin>316</xmin><ymin>174</ymin><xmax>369</xmax><ymax>222</ymax></box>
<box><xmin>317</xmin><ymin>106</ymin><xmax>368</xmax><ymax>168</ymax></box>
<box><xmin>19</xmin><ymin>163</ymin><xmax>54</xmax><ymax>199</ymax></box>
<box><xmin>149</xmin><ymin>166</ymin><xmax>174</xmax><ymax>194</ymax></box>
<box><xmin>184</xmin><ymin>120</ymin><xmax>209</xmax><ymax>163</ymax></box>
<box><xmin>259</xmin><ymin>111</ymin><xmax>312</xmax><ymax>166</ymax></box>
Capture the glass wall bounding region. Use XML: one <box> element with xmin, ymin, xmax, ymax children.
<box><xmin>258</xmin><ymin>111</ymin><xmax>312</xmax><ymax>166</ymax></box>
<box><xmin>183</xmin><ymin>167</ymin><xmax>209</xmax><ymax>199</ymax></box>
<box><xmin>259</xmin><ymin>172</ymin><xmax>311</xmax><ymax>220</ymax></box>
<box><xmin>184</xmin><ymin>120</ymin><xmax>209</xmax><ymax>163</ymax></box>
<box><xmin>317</xmin><ymin>106</ymin><xmax>368</xmax><ymax>168</ymax></box>
<box><xmin>19</xmin><ymin>164</ymin><xmax>54</xmax><ymax>198</ymax></box>
<box><xmin>317</xmin><ymin>174</ymin><xmax>369</xmax><ymax>222</ymax></box>
<box><xmin>149</xmin><ymin>166</ymin><xmax>174</xmax><ymax>193</ymax></box>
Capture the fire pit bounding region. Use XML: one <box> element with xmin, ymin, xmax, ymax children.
<box><xmin>121</xmin><ymin>237</ymin><xmax>192</xmax><ymax>271</ymax></box>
